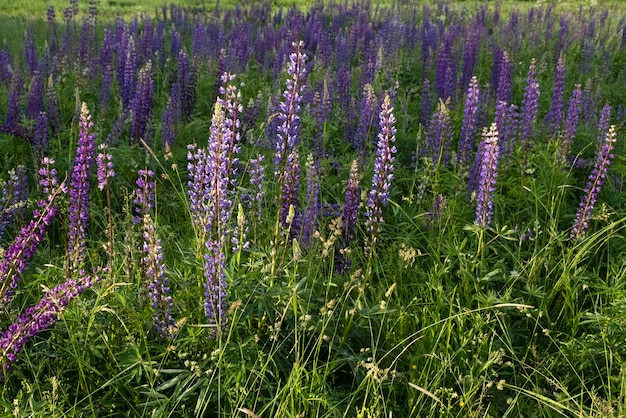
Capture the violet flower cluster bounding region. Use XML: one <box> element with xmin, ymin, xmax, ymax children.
<box><xmin>68</xmin><ymin>102</ymin><xmax>96</xmax><ymax>273</ymax></box>
<box><xmin>0</xmin><ymin>199</ymin><xmax>58</xmax><ymax>310</ymax></box>
<box><xmin>596</xmin><ymin>104</ymin><xmax>612</xmax><ymax>150</ymax></box>
<box><xmin>365</xmin><ymin>94</ymin><xmax>396</xmax><ymax>248</ymax></box>
<box><xmin>301</xmin><ymin>154</ymin><xmax>320</xmax><ymax>247</ymax></box>
<box><xmin>161</xmin><ymin>82</ymin><xmax>181</xmax><ymax>148</ymax></box>
<box><xmin>96</xmin><ymin>143</ymin><xmax>115</xmax><ymax>191</ymax></box>
<box><xmin>0</xmin><ymin>166</ymin><xmax>28</xmax><ymax>240</ymax></box>
<box><xmin>342</xmin><ymin>159</ymin><xmax>360</xmax><ymax>245</ymax></box>
<box><xmin>219</xmin><ymin>72</ymin><xmax>243</xmax><ymax>193</ymax></box>
<box><xmin>570</xmin><ymin>125</ymin><xmax>617</xmax><ymax>241</ymax></box>
<box><xmin>188</xmin><ymin>75</ymin><xmax>244</xmax><ymax>331</ymax></box>
<box><xmin>130</xmin><ymin>60</ymin><xmax>154</xmax><ymax>143</ymax></box>
<box><xmin>519</xmin><ymin>58</ymin><xmax>540</xmax><ymax>150</ymax></box>
<box><xmin>134</xmin><ymin>169</ymin><xmax>155</xmax><ymax>224</ymax></box>
<box><xmin>203</xmin><ymin>239</ymin><xmax>227</xmax><ymax>332</ymax></box>
<box><xmin>118</xmin><ymin>35</ymin><xmax>136</xmax><ymax>110</ymax></box>
<box><xmin>545</xmin><ymin>57</ymin><xmax>565</xmax><ymax>134</ymax></box>
<box><xmin>0</xmin><ymin>272</ymin><xmax>97</xmax><ymax>380</ymax></box>
<box><xmin>475</xmin><ymin>124</ymin><xmax>500</xmax><ymax>228</ymax></box>
<box><xmin>281</xmin><ymin>149</ymin><xmax>301</xmax><ymax>234</ymax></box>
<box><xmin>38</xmin><ymin>157</ymin><xmax>63</xmax><ymax>198</ymax></box>
<box><xmin>141</xmin><ymin>213</ymin><xmax>175</xmax><ymax>339</ymax></box>
<box><xmin>561</xmin><ymin>84</ymin><xmax>582</xmax><ymax>161</ymax></box>
<box><xmin>458</xmin><ymin>76</ymin><xmax>480</xmax><ymax>169</ymax></box>
<box><xmin>134</xmin><ymin>169</ymin><xmax>176</xmax><ymax>338</ymax></box>
<box><xmin>426</xmin><ymin>99</ymin><xmax>452</xmax><ymax>168</ymax></box>
<box><xmin>275</xmin><ymin>41</ymin><xmax>307</xmax><ymax>228</ymax></box>
<box><xmin>354</xmin><ymin>84</ymin><xmax>377</xmax><ymax>157</ymax></box>
<box><xmin>207</xmin><ymin>101</ymin><xmax>232</xmax><ymax>235</ymax></box>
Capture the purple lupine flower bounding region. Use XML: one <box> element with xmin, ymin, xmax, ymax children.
<box><xmin>475</xmin><ymin>124</ymin><xmax>500</xmax><ymax>228</ymax></box>
<box><xmin>581</xmin><ymin>79</ymin><xmax>597</xmax><ymax>126</ymax></box>
<box><xmin>170</xmin><ymin>27</ymin><xmax>182</xmax><ymax>60</ymax></box>
<box><xmin>24</xmin><ymin>29</ymin><xmax>38</xmax><ymax>76</ymax></box>
<box><xmin>0</xmin><ymin>41</ymin><xmax>12</xmax><ymax>87</ymax></box>
<box><xmin>0</xmin><ymin>166</ymin><xmax>29</xmax><ymax>240</ymax></box>
<box><xmin>77</xmin><ymin>19</ymin><xmax>93</xmax><ymax>73</ymax></box>
<box><xmin>0</xmin><ymin>199</ymin><xmax>58</xmax><ymax>310</ymax></box>
<box><xmin>204</xmin><ymin>239</ymin><xmax>227</xmax><ymax>334</ymax></box>
<box><xmin>60</xmin><ymin>5</ymin><xmax>75</xmax><ymax>64</ymax></box>
<box><xmin>342</xmin><ymin>159</ymin><xmax>360</xmax><ymax>244</ymax></box>
<box><xmin>120</xmin><ymin>36</ymin><xmax>137</xmax><ymax>110</ymax></box>
<box><xmin>46</xmin><ymin>76</ymin><xmax>62</xmax><ymax>135</ymax></box>
<box><xmin>187</xmin><ymin>86</ymin><xmax>237</xmax><ymax>241</ymax></box>
<box><xmin>207</xmin><ymin>101</ymin><xmax>234</xmax><ymax>236</ymax></box>
<box><xmin>38</xmin><ymin>157</ymin><xmax>62</xmax><ymax>198</ymax></box>
<box><xmin>579</xmin><ymin>38</ymin><xmax>594</xmax><ymax>76</ymax></box>
<box><xmin>281</xmin><ymin>149</ymin><xmax>301</xmax><ymax>234</ymax></box>
<box><xmin>300</xmin><ymin>154</ymin><xmax>320</xmax><ymax>246</ymax></box>
<box><xmin>99</xmin><ymin>63</ymin><xmax>114</xmax><ymax>110</ymax></box>
<box><xmin>458</xmin><ymin>76</ymin><xmax>480</xmax><ymax>169</ymax></box>
<box><xmin>178</xmin><ymin>49</ymin><xmax>197</xmax><ymax>121</ymax></box>
<box><xmin>496</xmin><ymin>51</ymin><xmax>513</xmax><ymax>105</ymax></box>
<box><xmin>519</xmin><ymin>58</ymin><xmax>540</xmax><ymax>151</ymax></box>
<box><xmin>26</xmin><ymin>72</ymin><xmax>44</xmax><ymax>121</ymax></box>
<box><xmin>67</xmin><ymin>103</ymin><xmax>96</xmax><ymax>273</ymax></box>
<box><xmin>161</xmin><ymin>82</ymin><xmax>181</xmax><ymax>148</ymax></box>
<box><xmin>212</xmin><ymin>48</ymin><xmax>227</xmax><ymax>106</ymax></box>
<box><xmin>134</xmin><ymin>169</ymin><xmax>155</xmax><ymax>224</ymax></box>
<box><xmin>0</xmin><ymin>271</ymin><xmax>97</xmax><ymax>380</ymax></box>
<box><xmin>560</xmin><ymin>84</ymin><xmax>582</xmax><ymax>161</ymax></box>
<box><xmin>130</xmin><ymin>60</ymin><xmax>154</xmax><ymax>143</ymax></box>
<box><xmin>96</xmin><ymin>143</ymin><xmax>115</xmax><ymax>191</ymax></box>
<box><xmin>275</xmin><ymin>41</ymin><xmax>307</xmax><ymax>230</ymax></box>
<box><xmin>365</xmin><ymin>94</ymin><xmax>397</xmax><ymax>249</ymax></box>
<box><xmin>248</xmin><ymin>154</ymin><xmax>265</xmax><ymax>222</ymax></box>
<box><xmin>46</xmin><ymin>6</ymin><xmax>59</xmax><ymax>54</ymax></box>
<box><xmin>460</xmin><ymin>31</ymin><xmax>480</xmax><ymax>94</ymax></box>
<box><xmin>596</xmin><ymin>104</ymin><xmax>612</xmax><ymax>150</ymax></box>
<box><xmin>141</xmin><ymin>213</ymin><xmax>175</xmax><ymax>339</ymax></box>
<box><xmin>494</xmin><ymin>101</ymin><xmax>519</xmax><ymax>160</ymax></box>
<box><xmin>275</xmin><ymin>41</ymin><xmax>307</xmax><ymax>175</ymax></box>
<box><xmin>354</xmin><ymin>84</ymin><xmax>377</xmax><ymax>160</ymax></box>
<box><xmin>33</xmin><ymin>112</ymin><xmax>48</xmax><ymax>162</ymax></box>
<box><xmin>425</xmin><ymin>100</ymin><xmax>453</xmax><ymax>168</ymax></box>
<box><xmin>187</xmin><ymin>144</ymin><xmax>212</xmax><ymax>234</ymax></box>
<box><xmin>5</xmin><ymin>73</ymin><xmax>23</xmax><ymax>128</ymax></box>
<box><xmin>219</xmin><ymin>73</ymin><xmax>243</xmax><ymax>184</ymax></box>
<box><xmin>570</xmin><ymin>125</ymin><xmax>617</xmax><ymax>241</ymax></box>
<box><xmin>544</xmin><ymin>57</ymin><xmax>565</xmax><ymax>134</ymax></box>
<box><xmin>104</xmin><ymin>110</ymin><xmax>130</xmax><ymax>146</ymax></box>
<box><xmin>490</xmin><ymin>48</ymin><xmax>503</xmax><ymax>101</ymax></box>
<box><xmin>435</xmin><ymin>40</ymin><xmax>453</xmax><ymax>101</ymax></box>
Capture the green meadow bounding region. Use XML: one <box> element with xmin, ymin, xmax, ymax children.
<box><xmin>0</xmin><ymin>0</ymin><xmax>625</xmax><ymax>416</ymax></box>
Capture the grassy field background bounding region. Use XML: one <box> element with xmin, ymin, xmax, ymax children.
<box><xmin>0</xmin><ymin>0</ymin><xmax>625</xmax><ymax>416</ymax></box>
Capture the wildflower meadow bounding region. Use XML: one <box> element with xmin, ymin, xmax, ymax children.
<box><xmin>0</xmin><ymin>0</ymin><xmax>626</xmax><ymax>416</ymax></box>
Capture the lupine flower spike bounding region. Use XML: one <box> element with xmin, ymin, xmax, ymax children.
<box><xmin>365</xmin><ymin>93</ymin><xmax>397</xmax><ymax>253</ymax></box>
<box><xmin>68</xmin><ymin>102</ymin><xmax>96</xmax><ymax>274</ymax></box>
<box><xmin>275</xmin><ymin>41</ymin><xmax>307</xmax><ymax>230</ymax></box>
<box><xmin>0</xmin><ymin>272</ymin><xmax>98</xmax><ymax>380</ymax></box>
<box><xmin>0</xmin><ymin>198</ymin><xmax>59</xmax><ymax>310</ymax></box>
<box><xmin>475</xmin><ymin>124</ymin><xmax>500</xmax><ymax>229</ymax></box>
<box><xmin>570</xmin><ymin>125</ymin><xmax>617</xmax><ymax>241</ymax></box>
<box><xmin>141</xmin><ymin>213</ymin><xmax>175</xmax><ymax>339</ymax></box>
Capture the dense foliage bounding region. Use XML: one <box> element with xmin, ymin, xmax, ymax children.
<box><xmin>0</xmin><ymin>0</ymin><xmax>626</xmax><ymax>416</ymax></box>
